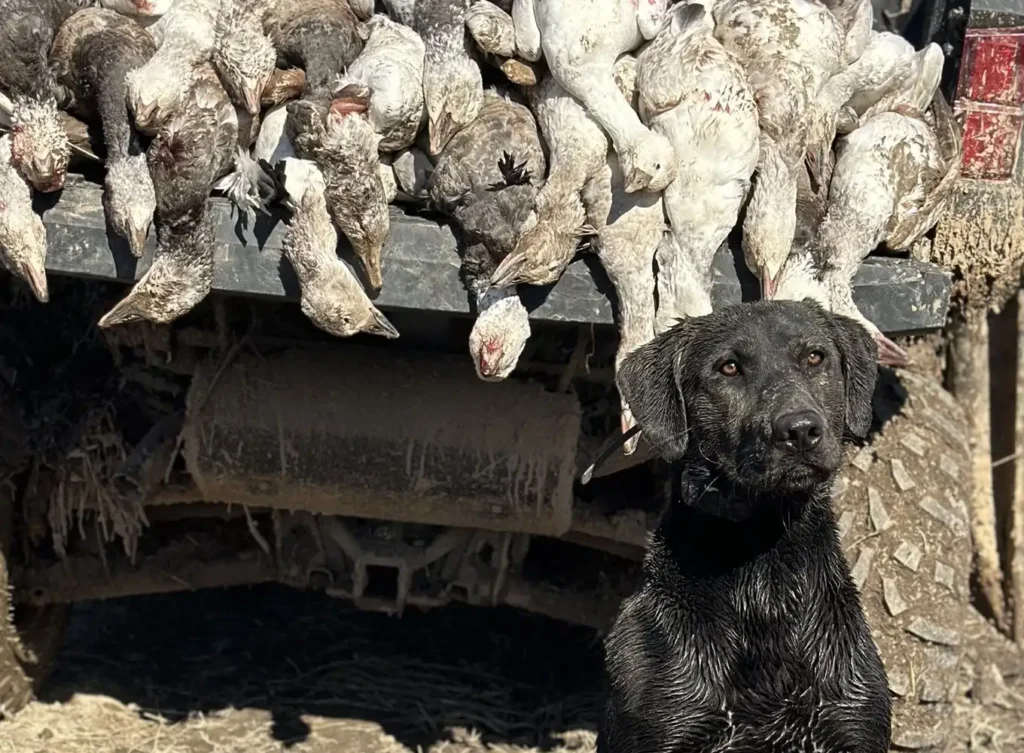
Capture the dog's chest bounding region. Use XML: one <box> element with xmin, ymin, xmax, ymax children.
<box><xmin>636</xmin><ymin>550</ymin><xmax>875</xmax><ymax>751</ymax></box>
<box><xmin>715</xmin><ymin>554</ymin><xmax>835</xmax><ymax>695</ymax></box>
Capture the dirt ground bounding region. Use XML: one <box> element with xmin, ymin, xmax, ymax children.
<box><xmin>945</xmin><ymin>610</ymin><xmax>1024</xmax><ymax>753</ymax></box>
<box><xmin>1</xmin><ymin>586</ymin><xmax>602</xmax><ymax>753</ymax></box>
<box><xmin>5</xmin><ymin>585</ymin><xmax>1024</xmax><ymax>753</ymax></box>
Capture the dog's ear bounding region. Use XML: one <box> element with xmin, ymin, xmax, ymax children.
<box><xmin>616</xmin><ymin>330</ymin><xmax>689</xmax><ymax>461</ymax></box>
<box><xmin>828</xmin><ymin>313</ymin><xmax>878</xmax><ymax>438</ymax></box>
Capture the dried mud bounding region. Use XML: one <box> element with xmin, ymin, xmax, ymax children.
<box><xmin>182</xmin><ymin>348</ymin><xmax>581</xmax><ymax>536</ymax></box>
<box><xmin>932</xmin><ymin>183</ymin><xmax>1024</xmax><ymax>314</ymax></box>
<box><xmin>2</xmin><ymin>586</ymin><xmax>603</xmax><ymax>753</ymax></box>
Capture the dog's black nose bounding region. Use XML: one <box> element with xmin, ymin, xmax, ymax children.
<box><xmin>773</xmin><ymin>411</ymin><xmax>823</xmax><ymax>452</ymax></box>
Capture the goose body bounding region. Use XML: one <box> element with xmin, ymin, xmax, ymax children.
<box><xmin>714</xmin><ymin>0</ymin><xmax>845</xmax><ymax>296</ymax></box>
<box><xmin>637</xmin><ymin>3</ymin><xmax>759</xmax><ymax>329</ymax></box>
<box><xmin>847</xmin><ymin>39</ymin><xmax>945</xmax><ymax>125</ymax></box>
<box><xmin>54</xmin><ymin>7</ymin><xmax>157</xmax><ymax>257</ymax></box>
<box><xmin>335</xmin><ymin>14</ymin><xmax>426</xmax><ymax>152</ymax></box>
<box><xmin>100</xmin><ymin>67</ymin><xmax>238</xmax><ymax>328</ymax></box>
<box><xmin>466</xmin><ymin>0</ymin><xmax>517</xmax><ymax>58</ymax></box>
<box><xmin>0</xmin><ymin>135</ymin><xmax>48</xmax><ymax>302</ymax></box>
<box><xmin>488</xmin><ymin>72</ymin><xmax>606</xmax><ymax>291</ymax></box>
<box><xmin>265</xmin><ymin>0</ymin><xmax>363</xmax><ymax>97</ymax></box>
<box><xmin>512</xmin><ymin>0</ymin><xmax>676</xmax><ymax>193</ymax></box>
<box><xmin>589</xmin><ymin>154</ymin><xmax>664</xmax><ymax>454</ymax></box>
<box><xmin>490</xmin><ymin>53</ymin><xmax>641</xmax><ymax>291</ymax></box>
<box><xmin>416</xmin><ymin>0</ymin><xmax>484</xmax><ymax>154</ymax></box>
<box><xmin>287</xmin><ymin>94</ymin><xmax>390</xmax><ymax>291</ymax></box>
<box><xmin>213</xmin><ymin>0</ymin><xmax>276</xmax><ymax>115</ymax></box>
<box><xmin>0</xmin><ymin>0</ymin><xmax>91</xmax><ymax>191</ymax></box>
<box><xmin>806</xmin><ymin>31</ymin><xmax>942</xmax><ymax>167</ymax></box>
<box><xmin>429</xmin><ymin>89</ymin><xmax>546</xmax><ymax>381</ymax></box>
<box><xmin>0</xmin><ymin>0</ymin><xmax>90</xmax><ymax>99</ymax></box>
<box><xmin>491</xmin><ymin>66</ymin><xmax>662</xmax><ymax>438</ymax></box>
<box><xmin>773</xmin><ymin>156</ymin><xmax>833</xmax><ymax>307</ymax></box>
<box><xmin>126</xmin><ymin>0</ymin><xmax>223</xmax><ymax>135</ymax></box>
<box><xmin>278</xmin><ymin>158</ymin><xmax>400</xmax><ymax>339</ymax></box>
<box><xmin>814</xmin><ymin>94</ymin><xmax>961</xmax><ymax>365</ymax></box>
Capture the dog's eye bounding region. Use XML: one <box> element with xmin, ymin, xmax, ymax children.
<box><xmin>719</xmin><ymin>360</ymin><xmax>739</xmax><ymax>377</ymax></box>
<box><xmin>807</xmin><ymin>351</ymin><xmax>824</xmax><ymax>367</ymax></box>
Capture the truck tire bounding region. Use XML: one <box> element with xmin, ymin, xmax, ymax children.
<box><xmin>0</xmin><ymin>484</ymin><xmax>69</xmax><ymax>719</ymax></box>
<box><xmin>836</xmin><ymin>368</ymin><xmax>973</xmax><ymax>751</ymax></box>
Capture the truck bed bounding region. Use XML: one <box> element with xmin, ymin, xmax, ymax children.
<box><xmin>37</xmin><ymin>178</ymin><xmax>953</xmax><ymax>333</ymax></box>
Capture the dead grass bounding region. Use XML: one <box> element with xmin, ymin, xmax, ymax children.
<box><xmin>38</xmin><ymin>403</ymin><xmax>147</xmax><ymax>561</ymax></box>
<box><xmin>0</xmin><ymin>695</ymin><xmax>405</xmax><ymax>753</ymax></box>
<box><xmin>0</xmin><ymin>696</ymin><xmax>598</xmax><ymax>753</ymax></box>
<box><xmin>0</xmin><ymin>587</ymin><xmax>602</xmax><ymax>753</ymax></box>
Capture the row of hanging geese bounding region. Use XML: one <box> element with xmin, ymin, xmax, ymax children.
<box><xmin>0</xmin><ymin>0</ymin><xmax>961</xmax><ymax>433</ymax></box>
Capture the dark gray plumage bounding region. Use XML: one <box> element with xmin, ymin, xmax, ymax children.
<box><xmin>53</xmin><ymin>7</ymin><xmax>157</xmax><ymax>256</ymax></box>
<box><xmin>0</xmin><ymin>0</ymin><xmax>90</xmax><ymax>100</ymax></box>
<box><xmin>0</xmin><ymin>0</ymin><xmax>90</xmax><ymax>191</ymax></box>
<box><xmin>263</xmin><ymin>0</ymin><xmax>363</xmax><ymax>97</ymax></box>
<box><xmin>452</xmin><ymin>163</ymin><xmax>537</xmax><ymax>302</ymax></box>
<box><xmin>427</xmin><ymin>89</ymin><xmax>544</xmax><ymax>381</ymax></box>
<box><xmin>428</xmin><ymin>90</ymin><xmax>546</xmax><ymax>299</ymax></box>
<box><xmin>98</xmin><ymin>67</ymin><xmax>236</xmax><ymax>328</ymax></box>
<box><xmin>415</xmin><ymin>0</ymin><xmax>484</xmax><ymax>154</ymax></box>
<box><xmin>144</xmin><ymin>65</ymin><xmax>237</xmax><ymax>225</ymax></box>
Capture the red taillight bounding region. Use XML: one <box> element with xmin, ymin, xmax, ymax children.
<box><xmin>959</xmin><ymin>106</ymin><xmax>1024</xmax><ymax>180</ymax></box>
<box><xmin>956</xmin><ymin>28</ymin><xmax>1024</xmax><ymax>181</ymax></box>
<box><xmin>961</xmin><ymin>32</ymin><xmax>1024</xmax><ymax>105</ymax></box>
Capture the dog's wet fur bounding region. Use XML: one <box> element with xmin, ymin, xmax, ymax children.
<box><xmin>600</xmin><ymin>300</ymin><xmax>891</xmax><ymax>753</ymax></box>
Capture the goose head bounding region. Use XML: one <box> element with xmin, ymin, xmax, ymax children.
<box><xmin>104</xmin><ymin>154</ymin><xmax>156</xmax><ymax>258</ymax></box>
<box><xmin>422</xmin><ymin>55</ymin><xmax>483</xmax><ymax>155</ymax></box>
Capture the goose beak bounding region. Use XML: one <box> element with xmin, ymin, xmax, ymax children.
<box><xmin>129</xmin><ymin>224</ymin><xmax>150</xmax><ymax>258</ymax></box>
<box><xmin>363</xmin><ymin>307</ymin><xmax>399</xmax><ymax>339</ymax></box>
<box><xmin>134</xmin><ymin>101</ymin><xmax>160</xmax><ymax>131</ymax></box>
<box><xmin>428</xmin><ymin>114</ymin><xmax>456</xmax><ymax>156</ymax></box>
<box><xmin>38</xmin><ymin>171</ymin><xmax>65</xmax><ymax>193</ymax></box>
<box><xmin>361</xmin><ymin>249</ymin><xmax>383</xmax><ymax>292</ymax></box>
<box><xmin>624</xmin><ymin>167</ymin><xmax>653</xmax><ymax>193</ymax></box>
<box><xmin>244</xmin><ymin>87</ymin><xmax>262</xmax><ymax>116</ymax></box>
<box><xmin>98</xmin><ymin>296</ymin><xmax>145</xmax><ymax>328</ymax></box>
<box><xmin>489</xmin><ymin>252</ymin><xmax>527</xmax><ymax>288</ymax></box>
<box><xmin>500</xmin><ymin>59</ymin><xmax>538</xmax><ymax>86</ymax></box>
<box><xmin>476</xmin><ymin>342</ymin><xmax>504</xmax><ymax>381</ymax></box>
<box><xmin>874</xmin><ymin>332</ymin><xmax>911</xmax><ymax>369</ymax></box>
<box><xmin>97</xmin><ymin>286</ymin><xmax>150</xmax><ymax>327</ymax></box>
<box><xmin>760</xmin><ymin>267</ymin><xmax>780</xmax><ymax>300</ymax></box>
<box><xmin>621</xmin><ymin>405</ymin><xmax>639</xmax><ymax>456</ymax></box>
<box><xmin>20</xmin><ymin>262</ymin><xmax>49</xmax><ymax>303</ymax></box>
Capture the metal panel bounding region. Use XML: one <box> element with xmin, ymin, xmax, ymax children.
<box><xmin>37</xmin><ymin>179</ymin><xmax>953</xmax><ymax>333</ymax></box>
<box><xmin>182</xmin><ymin>348</ymin><xmax>581</xmax><ymax>536</ymax></box>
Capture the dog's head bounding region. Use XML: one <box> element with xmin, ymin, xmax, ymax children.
<box><xmin>617</xmin><ymin>300</ymin><xmax>877</xmax><ymax>497</ymax></box>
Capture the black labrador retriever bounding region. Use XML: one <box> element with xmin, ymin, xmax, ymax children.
<box><xmin>599</xmin><ymin>300</ymin><xmax>891</xmax><ymax>753</ymax></box>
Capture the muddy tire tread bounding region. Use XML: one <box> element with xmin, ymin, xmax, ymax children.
<box><xmin>837</xmin><ymin>370</ymin><xmax>973</xmax><ymax>752</ymax></box>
